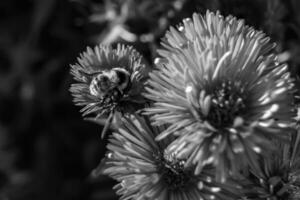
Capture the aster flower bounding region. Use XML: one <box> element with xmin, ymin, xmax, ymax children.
<box><xmin>144</xmin><ymin>11</ymin><xmax>296</xmax><ymax>181</ymax></box>
<box><xmin>70</xmin><ymin>44</ymin><xmax>149</xmax><ymax>136</ymax></box>
<box><xmin>96</xmin><ymin>115</ymin><xmax>241</xmax><ymax>200</ymax></box>
<box><xmin>238</xmin><ymin>131</ymin><xmax>300</xmax><ymax>200</ymax></box>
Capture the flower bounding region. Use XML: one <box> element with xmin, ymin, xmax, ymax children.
<box><xmin>70</xmin><ymin>44</ymin><xmax>150</xmax><ymax>136</ymax></box>
<box><xmin>238</xmin><ymin>133</ymin><xmax>300</xmax><ymax>200</ymax></box>
<box><xmin>144</xmin><ymin>11</ymin><xmax>296</xmax><ymax>181</ymax></box>
<box><xmin>96</xmin><ymin>115</ymin><xmax>241</xmax><ymax>200</ymax></box>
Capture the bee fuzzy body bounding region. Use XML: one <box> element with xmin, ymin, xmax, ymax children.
<box><xmin>89</xmin><ymin>68</ymin><xmax>131</xmax><ymax>104</ymax></box>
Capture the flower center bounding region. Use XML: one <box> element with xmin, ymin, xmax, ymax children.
<box><xmin>249</xmin><ymin>170</ymin><xmax>300</xmax><ymax>200</ymax></box>
<box><xmin>156</xmin><ymin>153</ymin><xmax>192</xmax><ymax>190</ymax></box>
<box><xmin>288</xmin><ymin>173</ymin><xmax>300</xmax><ymax>199</ymax></box>
<box><xmin>205</xmin><ymin>81</ymin><xmax>246</xmax><ymax>129</ymax></box>
<box><xmin>264</xmin><ymin>175</ymin><xmax>300</xmax><ymax>199</ymax></box>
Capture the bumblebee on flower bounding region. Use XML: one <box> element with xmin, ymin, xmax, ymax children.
<box><xmin>70</xmin><ymin>44</ymin><xmax>150</xmax><ymax>136</ymax></box>
<box><xmin>145</xmin><ymin>11</ymin><xmax>297</xmax><ymax>181</ymax></box>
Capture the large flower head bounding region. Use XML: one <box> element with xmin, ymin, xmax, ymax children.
<box><xmin>70</xmin><ymin>44</ymin><xmax>150</xmax><ymax>135</ymax></box>
<box><xmin>144</xmin><ymin>11</ymin><xmax>296</xmax><ymax>180</ymax></box>
<box><xmin>97</xmin><ymin>115</ymin><xmax>241</xmax><ymax>200</ymax></box>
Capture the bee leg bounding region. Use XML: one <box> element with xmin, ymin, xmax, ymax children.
<box><xmin>101</xmin><ymin>111</ymin><xmax>114</xmax><ymax>139</ymax></box>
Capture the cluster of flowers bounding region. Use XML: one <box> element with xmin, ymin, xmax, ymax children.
<box><xmin>70</xmin><ymin>11</ymin><xmax>300</xmax><ymax>200</ymax></box>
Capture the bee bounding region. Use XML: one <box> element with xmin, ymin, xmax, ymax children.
<box><xmin>89</xmin><ymin>67</ymin><xmax>131</xmax><ymax>103</ymax></box>
<box><xmin>87</xmin><ymin>68</ymin><xmax>131</xmax><ymax>138</ymax></box>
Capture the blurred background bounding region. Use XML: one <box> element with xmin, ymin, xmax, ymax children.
<box><xmin>0</xmin><ymin>0</ymin><xmax>299</xmax><ymax>199</ymax></box>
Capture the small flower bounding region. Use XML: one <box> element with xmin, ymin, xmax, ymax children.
<box><xmin>144</xmin><ymin>11</ymin><xmax>296</xmax><ymax>180</ymax></box>
<box><xmin>239</xmin><ymin>134</ymin><xmax>300</xmax><ymax>200</ymax></box>
<box><xmin>96</xmin><ymin>115</ymin><xmax>241</xmax><ymax>200</ymax></box>
<box><xmin>70</xmin><ymin>44</ymin><xmax>150</xmax><ymax>136</ymax></box>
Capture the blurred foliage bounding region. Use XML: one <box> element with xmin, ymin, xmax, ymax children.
<box><xmin>0</xmin><ymin>0</ymin><xmax>299</xmax><ymax>199</ymax></box>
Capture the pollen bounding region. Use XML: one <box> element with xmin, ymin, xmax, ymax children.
<box><xmin>156</xmin><ymin>152</ymin><xmax>193</xmax><ymax>191</ymax></box>
<box><xmin>204</xmin><ymin>81</ymin><xmax>246</xmax><ymax>129</ymax></box>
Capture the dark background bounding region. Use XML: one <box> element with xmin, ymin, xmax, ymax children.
<box><xmin>0</xmin><ymin>0</ymin><xmax>299</xmax><ymax>199</ymax></box>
